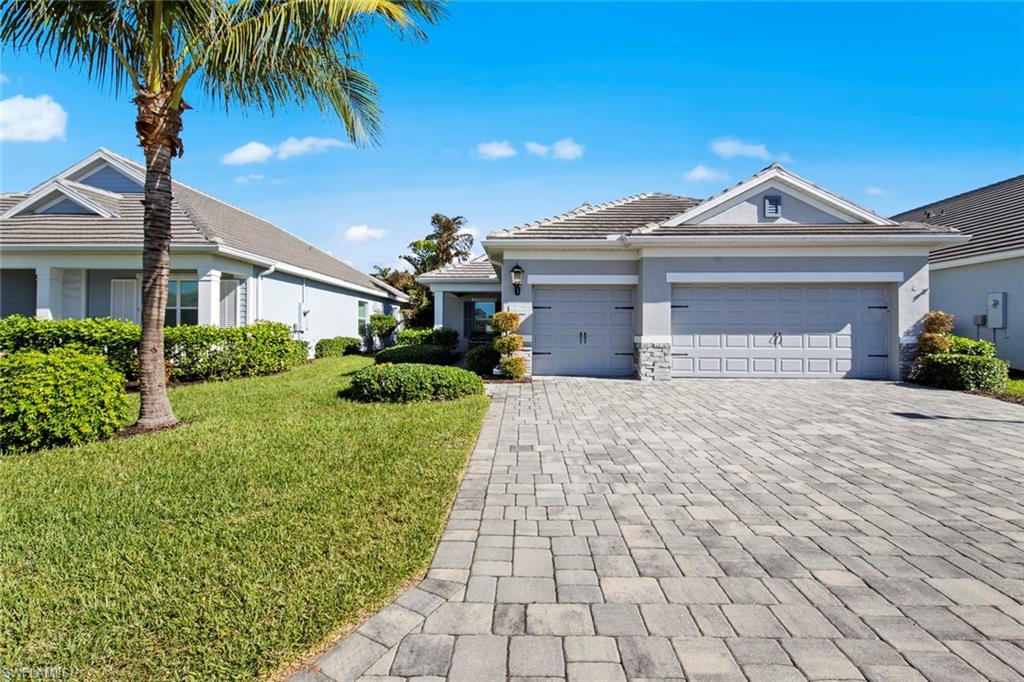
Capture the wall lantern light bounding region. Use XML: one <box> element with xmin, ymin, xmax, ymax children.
<box><xmin>510</xmin><ymin>263</ymin><xmax>524</xmax><ymax>296</ymax></box>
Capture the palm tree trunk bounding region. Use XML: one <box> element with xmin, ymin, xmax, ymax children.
<box><xmin>134</xmin><ymin>92</ymin><xmax>182</xmax><ymax>429</ymax></box>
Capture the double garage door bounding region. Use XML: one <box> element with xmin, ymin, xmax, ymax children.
<box><xmin>671</xmin><ymin>285</ymin><xmax>889</xmax><ymax>378</ymax></box>
<box><xmin>532</xmin><ymin>286</ymin><xmax>635</xmax><ymax>376</ymax></box>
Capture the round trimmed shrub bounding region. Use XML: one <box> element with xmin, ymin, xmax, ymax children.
<box><xmin>375</xmin><ymin>344</ymin><xmax>453</xmax><ymax>366</ymax></box>
<box><xmin>922</xmin><ymin>310</ymin><xmax>954</xmax><ymax>335</ymax></box>
<box><xmin>315</xmin><ymin>336</ymin><xmax>362</xmax><ymax>358</ymax></box>
<box><xmin>917</xmin><ymin>332</ymin><xmax>951</xmax><ymax>355</ymax></box>
<box><xmin>910</xmin><ymin>353</ymin><xmax>1009</xmax><ymax>392</ymax></box>
<box><xmin>493</xmin><ymin>334</ymin><xmax>524</xmax><ymax>355</ymax></box>
<box><xmin>348</xmin><ymin>363</ymin><xmax>484</xmax><ymax>403</ymax></box>
<box><xmin>499</xmin><ymin>355</ymin><xmax>527</xmax><ymax>380</ymax></box>
<box><xmin>426</xmin><ymin>326</ymin><xmax>459</xmax><ymax>351</ymax></box>
<box><xmin>464</xmin><ymin>344</ymin><xmax>500</xmax><ymax>376</ymax></box>
<box><xmin>0</xmin><ymin>349</ymin><xmax>130</xmax><ymax>453</ymax></box>
<box><xmin>396</xmin><ymin>328</ymin><xmax>433</xmax><ymax>346</ymax></box>
<box><xmin>491</xmin><ymin>311</ymin><xmax>520</xmax><ymax>334</ymax></box>
<box><xmin>370</xmin><ymin>313</ymin><xmax>398</xmax><ymax>341</ymax></box>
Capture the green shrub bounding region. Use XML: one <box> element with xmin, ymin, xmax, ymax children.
<box><xmin>315</xmin><ymin>336</ymin><xmax>362</xmax><ymax>358</ymax></box>
<box><xmin>163</xmin><ymin>321</ymin><xmax>302</xmax><ymax>381</ymax></box>
<box><xmin>348</xmin><ymin>363</ymin><xmax>484</xmax><ymax>403</ymax></box>
<box><xmin>491</xmin><ymin>311</ymin><xmax>520</xmax><ymax>335</ymax></box>
<box><xmin>375</xmin><ymin>344</ymin><xmax>453</xmax><ymax>366</ymax></box>
<box><xmin>910</xmin><ymin>353</ymin><xmax>1009</xmax><ymax>391</ymax></box>
<box><xmin>464</xmin><ymin>345</ymin><xmax>500</xmax><ymax>376</ymax></box>
<box><xmin>397</xmin><ymin>326</ymin><xmax>459</xmax><ymax>351</ymax></box>
<box><xmin>493</xmin><ymin>334</ymin><xmax>523</xmax><ymax>355</ymax></box>
<box><xmin>0</xmin><ymin>348</ymin><xmax>130</xmax><ymax>453</ymax></box>
<box><xmin>499</xmin><ymin>355</ymin><xmax>527</xmax><ymax>380</ymax></box>
<box><xmin>917</xmin><ymin>332</ymin><xmax>951</xmax><ymax>355</ymax></box>
<box><xmin>370</xmin><ymin>313</ymin><xmax>398</xmax><ymax>342</ymax></box>
<box><xmin>948</xmin><ymin>335</ymin><xmax>997</xmax><ymax>357</ymax></box>
<box><xmin>285</xmin><ymin>339</ymin><xmax>310</xmax><ymax>368</ymax></box>
<box><xmin>0</xmin><ymin>315</ymin><xmax>140</xmax><ymax>377</ymax></box>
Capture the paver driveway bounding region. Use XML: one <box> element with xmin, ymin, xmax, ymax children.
<box><xmin>293</xmin><ymin>379</ymin><xmax>1024</xmax><ymax>682</ymax></box>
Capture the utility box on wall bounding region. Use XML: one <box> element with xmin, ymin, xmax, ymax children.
<box><xmin>987</xmin><ymin>292</ymin><xmax>1007</xmax><ymax>329</ymax></box>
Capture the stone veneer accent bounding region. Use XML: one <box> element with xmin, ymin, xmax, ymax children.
<box><xmin>899</xmin><ymin>341</ymin><xmax>919</xmax><ymax>380</ymax></box>
<box><xmin>634</xmin><ymin>342</ymin><xmax>671</xmax><ymax>382</ymax></box>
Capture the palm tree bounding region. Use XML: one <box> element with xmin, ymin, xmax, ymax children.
<box><xmin>429</xmin><ymin>213</ymin><xmax>473</xmax><ymax>265</ymax></box>
<box><xmin>1</xmin><ymin>0</ymin><xmax>443</xmax><ymax>430</ymax></box>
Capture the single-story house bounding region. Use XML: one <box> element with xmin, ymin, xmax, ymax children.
<box><xmin>418</xmin><ymin>164</ymin><xmax>965</xmax><ymax>380</ymax></box>
<box><xmin>0</xmin><ymin>148</ymin><xmax>406</xmax><ymax>351</ymax></box>
<box><xmin>893</xmin><ymin>173</ymin><xmax>1023</xmax><ymax>371</ymax></box>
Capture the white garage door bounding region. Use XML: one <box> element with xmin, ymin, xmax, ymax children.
<box><xmin>532</xmin><ymin>286</ymin><xmax>635</xmax><ymax>376</ymax></box>
<box><xmin>671</xmin><ymin>285</ymin><xmax>889</xmax><ymax>378</ymax></box>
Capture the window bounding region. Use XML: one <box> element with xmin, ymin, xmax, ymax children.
<box><xmin>165</xmin><ymin>278</ymin><xmax>199</xmax><ymax>326</ymax></box>
<box><xmin>764</xmin><ymin>195</ymin><xmax>782</xmax><ymax>218</ymax></box>
<box><xmin>472</xmin><ymin>301</ymin><xmax>496</xmax><ymax>335</ymax></box>
<box><xmin>357</xmin><ymin>300</ymin><xmax>369</xmax><ymax>335</ymax></box>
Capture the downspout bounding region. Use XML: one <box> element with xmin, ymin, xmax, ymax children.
<box><xmin>256</xmin><ymin>264</ymin><xmax>276</xmax><ymax>320</ymax></box>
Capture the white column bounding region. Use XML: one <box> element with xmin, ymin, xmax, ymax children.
<box><xmin>35</xmin><ymin>266</ymin><xmax>62</xmax><ymax>320</ymax></box>
<box><xmin>433</xmin><ymin>289</ymin><xmax>445</xmax><ymax>328</ymax></box>
<box><xmin>197</xmin><ymin>267</ymin><xmax>221</xmax><ymax>326</ymax></box>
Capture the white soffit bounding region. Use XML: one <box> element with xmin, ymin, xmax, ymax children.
<box><xmin>666</xmin><ymin>271</ymin><xmax>904</xmax><ymax>283</ymax></box>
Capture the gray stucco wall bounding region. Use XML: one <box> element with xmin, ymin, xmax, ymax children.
<box><xmin>0</xmin><ymin>269</ymin><xmax>36</xmax><ymax>317</ymax></box>
<box><xmin>701</xmin><ymin>188</ymin><xmax>845</xmax><ymax>225</ymax></box>
<box><xmin>87</xmin><ymin>270</ymin><xmax>140</xmax><ymax>317</ymax></box>
<box><xmin>931</xmin><ymin>256</ymin><xmax>1023</xmax><ymax>370</ymax></box>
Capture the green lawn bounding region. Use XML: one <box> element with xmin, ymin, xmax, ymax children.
<box><xmin>1004</xmin><ymin>378</ymin><xmax>1024</xmax><ymax>399</ymax></box>
<box><xmin>0</xmin><ymin>357</ymin><xmax>488</xmax><ymax>680</ymax></box>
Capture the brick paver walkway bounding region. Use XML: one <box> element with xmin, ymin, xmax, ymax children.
<box><xmin>292</xmin><ymin>379</ymin><xmax>1024</xmax><ymax>682</ymax></box>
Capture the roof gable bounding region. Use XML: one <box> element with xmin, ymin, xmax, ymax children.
<box><xmin>0</xmin><ymin>180</ymin><xmax>119</xmax><ymax>220</ymax></box>
<box><xmin>661</xmin><ymin>164</ymin><xmax>895</xmax><ymax>227</ymax></box>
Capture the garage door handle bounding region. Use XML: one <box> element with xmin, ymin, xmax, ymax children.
<box><xmin>579</xmin><ymin>332</ymin><xmax>583</xmax><ymax>344</ymax></box>
<box><xmin>584</xmin><ymin>332</ymin><xmax>587</xmax><ymax>344</ymax></box>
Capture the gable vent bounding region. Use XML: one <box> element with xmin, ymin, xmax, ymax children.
<box><xmin>764</xmin><ymin>195</ymin><xmax>782</xmax><ymax>218</ymax></box>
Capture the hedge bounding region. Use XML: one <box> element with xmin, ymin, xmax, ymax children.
<box><xmin>375</xmin><ymin>344</ymin><xmax>453</xmax><ymax>366</ymax></box>
<box><xmin>348</xmin><ymin>363</ymin><xmax>483</xmax><ymax>403</ymax></box>
<box><xmin>948</xmin><ymin>336</ymin><xmax>997</xmax><ymax>357</ymax></box>
<box><xmin>0</xmin><ymin>348</ymin><xmax>130</xmax><ymax>454</ymax></box>
<box><xmin>315</xmin><ymin>336</ymin><xmax>362</xmax><ymax>358</ymax></box>
<box><xmin>0</xmin><ymin>315</ymin><xmax>139</xmax><ymax>377</ymax></box>
<box><xmin>0</xmin><ymin>316</ymin><xmax>307</xmax><ymax>382</ymax></box>
<box><xmin>396</xmin><ymin>326</ymin><xmax>459</xmax><ymax>351</ymax></box>
<box><xmin>910</xmin><ymin>353</ymin><xmax>1009</xmax><ymax>392</ymax></box>
<box><xmin>464</xmin><ymin>345</ymin><xmax>500</xmax><ymax>376</ymax></box>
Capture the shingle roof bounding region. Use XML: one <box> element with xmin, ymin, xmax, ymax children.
<box><xmin>488</xmin><ymin>193</ymin><xmax>700</xmax><ymax>239</ymax></box>
<box><xmin>419</xmin><ymin>255</ymin><xmax>497</xmax><ymax>280</ymax></box>
<box><xmin>0</xmin><ymin>149</ymin><xmax>402</xmax><ymax>299</ymax></box>
<box><xmin>891</xmin><ymin>174</ymin><xmax>1024</xmax><ymax>263</ymax></box>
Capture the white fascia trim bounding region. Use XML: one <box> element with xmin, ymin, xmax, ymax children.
<box><xmin>666</xmin><ymin>271</ymin><xmax>904</xmax><ymax>284</ymax></box>
<box><xmin>0</xmin><ymin>243</ymin><xmax>214</xmax><ymax>252</ymax></box>
<box><xmin>416</xmin><ymin>276</ymin><xmax>499</xmax><ymax>285</ymax></box>
<box><xmin>627</xmin><ymin>234</ymin><xmax>966</xmax><ymax>247</ymax></box>
<box><xmin>28</xmin><ymin>149</ymin><xmax>146</xmax><ymax>193</ymax></box>
<box><xmin>214</xmin><ymin>244</ymin><xmax>408</xmax><ymax>303</ymax></box>
<box><xmin>427</xmin><ymin>282</ymin><xmax>503</xmax><ymax>294</ymax></box>
<box><xmin>502</xmin><ymin>249</ymin><xmax>639</xmax><ymax>261</ymax></box>
<box><xmin>662</xmin><ymin>167</ymin><xmax>894</xmax><ymax>227</ymax></box>
<box><xmin>640</xmin><ymin>246</ymin><xmax>929</xmax><ymax>258</ymax></box>
<box><xmin>929</xmin><ymin>248</ymin><xmax>1024</xmax><ymax>270</ymax></box>
<box><xmin>482</xmin><ymin>238</ymin><xmax>629</xmax><ymax>249</ymax></box>
<box><xmin>530</xmin><ymin>275</ymin><xmax>639</xmax><ymax>285</ymax></box>
<box><xmin>0</xmin><ymin>181</ymin><xmax>115</xmax><ymax>220</ymax></box>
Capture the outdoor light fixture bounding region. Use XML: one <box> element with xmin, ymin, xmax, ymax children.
<box><xmin>510</xmin><ymin>263</ymin><xmax>524</xmax><ymax>295</ymax></box>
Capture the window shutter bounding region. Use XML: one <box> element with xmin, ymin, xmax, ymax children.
<box><xmin>220</xmin><ymin>279</ymin><xmax>239</xmax><ymax>327</ymax></box>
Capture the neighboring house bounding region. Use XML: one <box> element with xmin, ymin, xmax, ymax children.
<box><xmin>893</xmin><ymin>174</ymin><xmax>1023</xmax><ymax>370</ymax></box>
<box><xmin>418</xmin><ymin>164</ymin><xmax>964</xmax><ymax>380</ymax></box>
<box><xmin>0</xmin><ymin>149</ymin><xmax>406</xmax><ymax>352</ymax></box>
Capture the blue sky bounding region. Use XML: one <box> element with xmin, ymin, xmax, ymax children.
<box><xmin>2</xmin><ymin>2</ymin><xmax>1022</xmax><ymax>272</ymax></box>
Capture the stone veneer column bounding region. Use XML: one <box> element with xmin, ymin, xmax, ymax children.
<box><xmin>634</xmin><ymin>342</ymin><xmax>671</xmax><ymax>381</ymax></box>
<box><xmin>899</xmin><ymin>341</ymin><xmax>919</xmax><ymax>380</ymax></box>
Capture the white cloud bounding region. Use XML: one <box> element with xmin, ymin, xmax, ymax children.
<box><xmin>683</xmin><ymin>164</ymin><xmax>729</xmax><ymax>182</ymax></box>
<box><xmin>0</xmin><ymin>74</ymin><xmax>9</xmax><ymax>85</ymax></box>
<box><xmin>276</xmin><ymin>135</ymin><xmax>348</xmax><ymax>160</ymax></box>
<box><xmin>475</xmin><ymin>140</ymin><xmax>517</xmax><ymax>160</ymax></box>
<box><xmin>460</xmin><ymin>225</ymin><xmax>480</xmax><ymax>239</ymax></box>
<box><xmin>552</xmin><ymin>137</ymin><xmax>585</xmax><ymax>161</ymax></box>
<box><xmin>525</xmin><ymin>141</ymin><xmax>549</xmax><ymax>156</ymax></box>
<box><xmin>866</xmin><ymin>186</ymin><xmax>885</xmax><ymax>196</ymax></box>
<box><xmin>343</xmin><ymin>224</ymin><xmax>387</xmax><ymax>243</ymax></box>
<box><xmin>234</xmin><ymin>173</ymin><xmax>265</xmax><ymax>184</ymax></box>
<box><xmin>710</xmin><ymin>136</ymin><xmax>790</xmax><ymax>162</ymax></box>
<box><xmin>221</xmin><ymin>141</ymin><xmax>274</xmax><ymax>165</ymax></box>
<box><xmin>0</xmin><ymin>94</ymin><xmax>67</xmax><ymax>142</ymax></box>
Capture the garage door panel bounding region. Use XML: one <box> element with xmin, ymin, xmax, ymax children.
<box><xmin>532</xmin><ymin>286</ymin><xmax>635</xmax><ymax>377</ymax></box>
<box><xmin>672</xmin><ymin>284</ymin><xmax>889</xmax><ymax>379</ymax></box>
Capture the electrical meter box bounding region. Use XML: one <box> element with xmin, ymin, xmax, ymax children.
<box><xmin>986</xmin><ymin>292</ymin><xmax>1006</xmax><ymax>329</ymax></box>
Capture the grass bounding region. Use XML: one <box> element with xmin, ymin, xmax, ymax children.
<box><xmin>0</xmin><ymin>357</ymin><xmax>489</xmax><ymax>680</ymax></box>
<box><xmin>1001</xmin><ymin>377</ymin><xmax>1024</xmax><ymax>401</ymax></box>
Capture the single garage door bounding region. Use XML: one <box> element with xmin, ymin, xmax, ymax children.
<box><xmin>532</xmin><ymin>286</ymin><xmax>635</xmax><ymax>376</ymax></box>
<box><xmin>671</xmin><ymin>285</ymin><xmax>889</xmax><ymax>378</ymax></box>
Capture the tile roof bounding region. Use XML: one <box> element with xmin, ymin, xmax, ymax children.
<box><xmin>0</xmin><ymin>149</ymin><xmax>402</xmax><ymax>299</ymax></box>
<box><xmin>419</xmin><ymin>255</ymin><xmax>497</xmax><ymax>279</ymax></box>
<box><xmin>650</xmin><ymin>222</ymin><xmax>956</xmax><ymax>237</ymax></box>
<box><xmin>892</xmin><ymin>174</ymin><xmax>1024</xmax><ymax>263</ymax></box>
<box><xmin>488</xmin><ymin>193</ymin><xmax>700</xmax><ymax>239</ymax></box>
